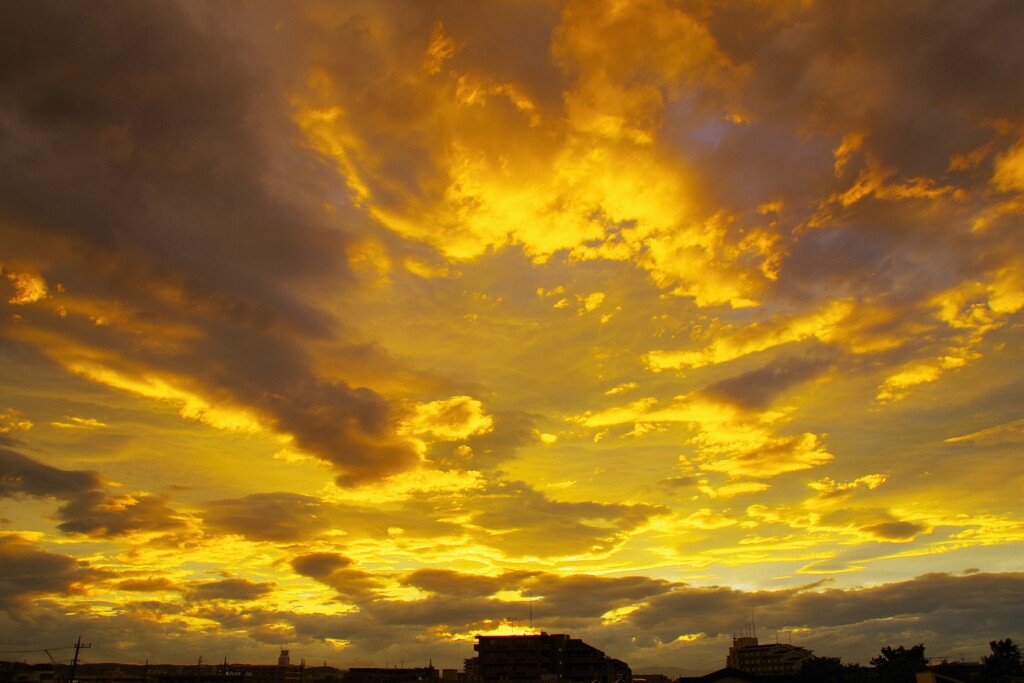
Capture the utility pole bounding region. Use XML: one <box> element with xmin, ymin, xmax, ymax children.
<box><xmin>68</xmin><ymin>636</ymin><xmax>91</xmax><ymax>683</ymax></box>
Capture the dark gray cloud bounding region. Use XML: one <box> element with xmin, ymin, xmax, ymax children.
<box><xmin>186</xmin><ymin>578</ymin><xmax>276</xmax><ymax>602</ymax></box>
<box><xmin>2</xmin><ymin>563</ymin><xmax>1020</xmax><ymax>674</ymax></box>
<box><xmin>202</xmin><ymin>493</ymin><xmax>332</xmax><ymax>542</ymax></box>
<box><xmin>0</xmin><ymin>0</ymin><xmax>421</xmax><ymax>486</ymax></box>
<box><xmin>626</xmin><ymin>571</ymin><xmax>1024</xmax><ymax>647</ymax></box>
<box><xmin>394</xmin><ymin>570</ymin><xmax>672</xmax><ymax>631</ymax></box>
<box><xmin>432</xmin><ymin>410</ymin><xmax>542</xmax><ymax>470</ymax></box>
<box><xmin>0</xmin><ymin>446</ymin><xmax>100</xmax><ymax>497</ymax></box>
<box><xmin>695</xmin><ymin>0</ymin><xmax>1024</xmax><ymax>166</ymax></box>
<box><xmin>666</xmin><ymin>0</ymin><xmax>1024</xmax><ymax>311</ymax></box>
<box><xmin>292</xmin><ymin>552</ymin><xmax>356</xmax><ymax>578</ymax></box>
<box><xmin>402</xmin><ymin>568</ymin><xmax>534</xmax><ymax>598</ymax></box>
<box><xmin>56</xmin><ymin>490</ymin><xmax>185</xmax><ymax>537</ymax></box>
<box><xmin>527</xmin><ymin>573</ymin><xmax>672</xmax><ymax>614</ymax></box>
<box><xmin>859</xmin><ymin>520</ymin><xmax>927</xmax><ymax>541</ymax></box>
<box><xmin>196</xmin><ymin>480</ymin><xmax>666</xmax><ymax>562</ymax></box>
<box><xmin>206</xmin><ymin>569</ymin><xmax>1024</xmax><ymax>672</ymax></box>
<box><xmin>702</xmin><ymin>354</ymin><xmax>835</xmax><ymax>410</ymax></box>
<box><xmin>0</xmin><ymin>447</ymin><xmax>186</xmax><ymax>537</ymax></box>
<box><xmin>291</xmin><ymin>552</ymin><xmax>383</xmax><ymax>596</ymax></box>
<box><xmin>116</xmin><ymin>577</ymin><xmax>180</xmax><ymax>592</ymax></box>
<box><xmin>466</xmin><ymin>480</ymin><xmax>669</xmax><ymax>558</ymax></box>
<box><xmin>0</xmin><ymin>533</ymin><xmax>112</xmax><ymax>609</ymax></box>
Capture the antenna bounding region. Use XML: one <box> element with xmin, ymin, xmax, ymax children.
<box><xmin>751</xmin><ymin>610</ymin><xmax>756</xmax><ymax>639</ymax></box>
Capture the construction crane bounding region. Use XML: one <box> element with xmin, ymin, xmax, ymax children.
<box><xmin>44</xmin><ymin>650</ymin><xmax>64</xmax><ymax>683</ymax></box>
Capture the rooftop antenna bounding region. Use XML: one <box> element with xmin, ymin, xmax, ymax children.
<box><xmin>751</xmin><ymin>610</ymin><xmax>756</xmax><ymax>639</ymax></box>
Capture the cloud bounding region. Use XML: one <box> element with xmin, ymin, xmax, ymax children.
<box><xmin>4</xmin><ymin>269</ymin><xmax>48</xmax><ymax>305</ymax></box>
<box><xmin>291</xmin><ymin>0</ymin><xmax>775</xmax><ymax>307</ymax></box>
<box><xmin>0</xmin><ymin>446</ymin><xmax>100</xmax><ymax>497</ymax></box>
<box><xmin>402</xmin><ymin>568</ymin><xmax>522</xmax><ymax>599</ymax></box>
<box><xmin>0</xmin><ymin>447</ymin><xmax>185</xmax><ymax>537</ymax></box>
<box><xmin>0</xmin><ymin>533</ymin><xmax>111</xmax><ymax>609</ymax></box>
<box><xmin>55</xmin><ymin>490</ymin><xmax>186</xmax><ymax>538</ymax></box>
<box><xmin>859</xmin><ymin>521</ymin><xmax>928</xmax><ymax>541</ymax></box>
<box><xmin>575</xmin><ymin>394</ymin><xmax>834</xmax><ymax>479</ymax></box>
<box><xmin>626</xmin><ymin>571</ymin><xmax>1024</xmax><ymax>646</ymax></box>
<box><xmin>115</xmin><ymin>577</ymin><xmax>179</xmax><ymax>593</ymax></box>
<box><xmin>186</xmin><ymin>578</ymin><xmax>276</xmax><ymax>602</ymax></box>
<box><xmin>993</xmin><ymin>135</ymin><xmax>1024</xmax><ymax>193</ymax></box>
<box><xmin>0</xmin><ymin>0</ymin><xmax>424</xmax><ymax>486</ymax></box>
<box><xmin>465</xmin><ymin>480</ymin><xmax>667</xmax><ymax>559</ymax></box>
<box><xmin>945</xmin><ymin>418</ymin><xmax>1024</xmax><ymax>445</ymax></box>
<box><xmin>645</xmin><ymin>301</ymin><xmax>853</xmax><ymax>372</ymax></box>
<box><xmin>50</xmin><ymin>416</ymin><xmax>108</xmax><ymax>429</ymax></box>
<box><xmin>0</xmin><ymin>408</ymin><xmax>32</xmax><ymax>433</ymax></box>
<box><xmin>703</xmin><ymin>354</ymin><xmax>835</xmax><ymax>410</ymax></box>
<box><xmin>291</xmin><ymin>552</ymin><xmax>383</xmax><ymax>597</ymax></box>
<box><xmin>526</xmin><ymin>573</ymin><xmax>672</xmax><ymax>623</ymax></box>
<box><xmin>202</xmin><ymin>493</ymin><xmax>332</xmax><ymax>543</ymax></box>
<box><xmin>430</xmin><ymin>409</ymin><xmax>542</xmax><ymax>470</ymax></box>
<box><xmin>400</xmin><ymin>569</ymin><xmax>671</xmax><ymax>629</ymax></box>
<box><xmin>400</xmin><ymin>395</ymin><xmax>494</xmax><ymax>441</ymax></box>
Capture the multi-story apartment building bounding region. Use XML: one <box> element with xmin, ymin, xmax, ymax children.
<box><xmin>725</xmin><ymin>637</ymin><xmax>812</xmax><ymax>677</ymax></box>
<box><xmin>469</xmin><ymin>633</ymin><xmax>630</xmax><ymax>683</ymax></box>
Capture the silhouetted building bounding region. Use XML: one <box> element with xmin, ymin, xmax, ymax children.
<box><xmin>303</xmin><ymin>666</ymin><xmax>346</xmax><ymax>683</ymax></box>
<box><xmin>156</xmin><ymin>662</ymin><xmax>302</xmax><ymax>683</ymax></box>
<box><xmin>0</xmin><ymin>662</ymin><xmax>59</xmax><ymax>683</ymax></box>
<box><xmin>725</xmin><ymin>637</ymin><xmax>812</xmax><ymax>677</ymax></box>
<box><xmin>345</xmin><ymin>667</ymin><xmax>437</xmax><ymax>683</ymax></box>
<box><xmin>676</xmin><ymin>668</ymin><xmax>801</xmax><ymax>683</ymax></box>
<box><xmin>73</xmin><ymin>664</ymin><xmax>150</xmax><ymax>683</ymax></box>
<box><xmin>470</xmin><ymin>633</ymin><xmax>630</xmax><ymax>683</ymax></box>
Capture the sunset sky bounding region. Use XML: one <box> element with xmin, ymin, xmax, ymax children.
<box><xmin>1</xmin><ymin>0</ymin><xmax>1022</xmax><ymax>675</ymax></box>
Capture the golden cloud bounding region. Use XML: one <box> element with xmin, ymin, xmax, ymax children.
<box><xmin>400</xmin><ymin>395</ymin><xmax>495</xmax><ymax>441</ymax></box>
<box><xmin>646</xmin><ymin>300</ymin><xmax>853</xmax><ymax>371</ymax></box>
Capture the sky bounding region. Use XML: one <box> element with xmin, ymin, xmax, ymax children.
<box><xmin>1</xmin><ymin>0</ymin><xmax>1022</xmax><ymax>675</ymax></box>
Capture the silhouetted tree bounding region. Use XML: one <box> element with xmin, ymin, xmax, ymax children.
<box><xmin>797</xmin><ymin>657</ymin><xmax>875</xmax><ymax>683</ymax></box>
<box><xmin>870</xmin><ymin>644</ymin><xmax>927</xmax><ymax>683</ymax></box>
<box><xmin>798</xmin><ymin>656</ymin><xmax>845</xmax><ymax>683</ymax></box>
<box><xmin>842</xmin><ymin>663</ymin><xmax>879</xmax><ymax>683</ymax></box>
<box><xmin>932</xmin><ymin>659</ymin><xmax>975</xmax><ymax>682</ymax></box>
<box><xmin>981</xmin><ymin>639</ymin><xmax>1023</xmax><ymax>683</ymax></box>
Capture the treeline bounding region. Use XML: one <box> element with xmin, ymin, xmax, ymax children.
<box><xmin>793</xmin><ymin>638</ymin><xmax>1023</xmax><ymax>683</ymax></box>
